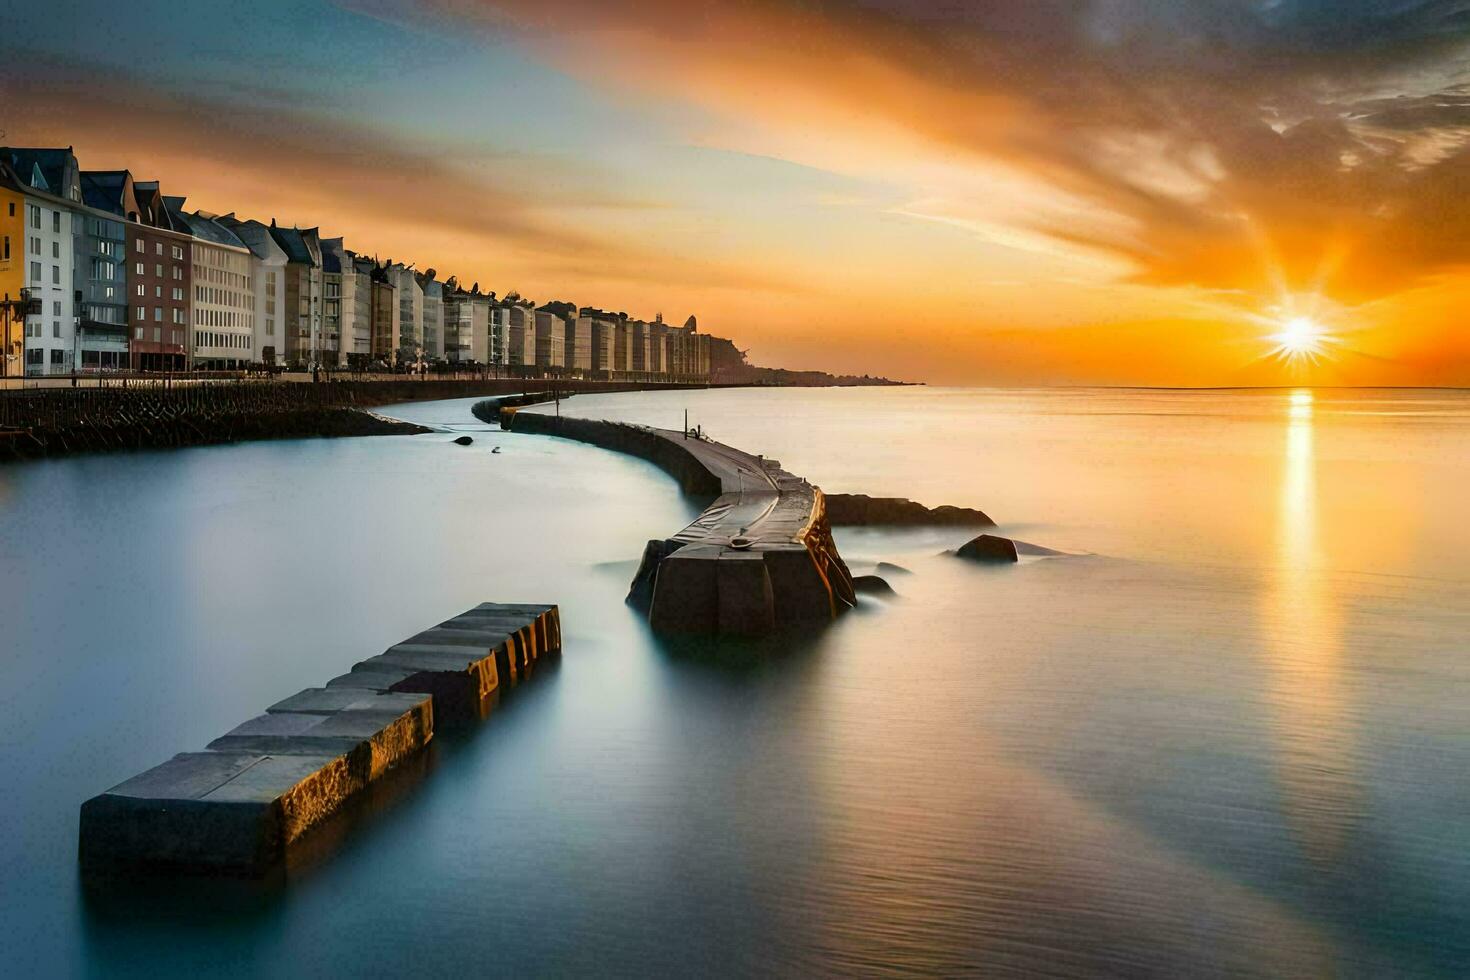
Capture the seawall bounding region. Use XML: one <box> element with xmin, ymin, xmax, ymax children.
<box><xmin>497</xmin><ymin>406</ymin><xmax>855</xmax><ymax>635</ymax></box>
<box><xmin>0</xmin><ymin>379</ymin><xmax>716</xmax><ymax>462</ymax></box>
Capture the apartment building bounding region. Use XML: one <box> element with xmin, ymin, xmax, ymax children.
<box><xmin>268</xmin><ymin>223</ymin><xmax>324</xmax><ymax>369</ymax></box>
<box><xmin>216</xmin><ymin>215</ymin><xmax>289</xmax><ymax>367</ymax></box>
<box><xmin>127</xmin><ymin>181</ymin><xmax>191</xmax><ymax>371</ymax></box>
<box><xmin>183</xmin><ymin>212</ymin><xmax>254</xmax><ymax>369</ymax></box>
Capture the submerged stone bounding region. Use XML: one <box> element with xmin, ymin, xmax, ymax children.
<box><xmin>453</xmin><ymin>435</ymin><xmax>474</xmax><ymax>445</ymax></box>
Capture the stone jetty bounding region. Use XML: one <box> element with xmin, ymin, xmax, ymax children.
<box><xmin>78</xmin><ymin>602</ymin><xmax>559</xmax><ymax>877</ymax></box>
<box><xmin>498</xmin><ymin>407</ymin><xmax>854</xmax><ymax>635</ymax></box>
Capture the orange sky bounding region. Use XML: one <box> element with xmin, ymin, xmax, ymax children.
<box><xmin>5</xmin><ymin>1</ymin><xmax>1470</xmax><ymax>385</ymax></box>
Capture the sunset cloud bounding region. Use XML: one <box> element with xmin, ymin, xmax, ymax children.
<box><xmin>4</xmin><ymin>1</ymin><xmax>1468</xmax><ymax>383</ymax></box>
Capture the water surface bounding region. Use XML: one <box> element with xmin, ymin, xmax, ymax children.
<box><xmin>1</xmin><ymin>387</ymin><xmax>1467</xmax><ymax>976</ymax></box>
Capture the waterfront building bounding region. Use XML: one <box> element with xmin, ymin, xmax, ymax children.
<box><xmin>0</xmin><ymin>153</ymin><xmax>81</xmax><ymax>377</ymax></box>
<box><xmin>467</xmin><ymin>289</ymin><xmax>493</xmax><ymax>366</ymax></box>
<box><xmin>441</xmin><ymin>279</ymin><xmax>489</xmax><ymax>364</ymax></box>
<box><xmin>385</xmin><ymin>262</ymin><xmax>422</xmax><ymax>367</ymax></box>
<box><xmin>502</xmin><ymin>296</ymin><xmax>536</xmax><ymax>370</ymax></box>
<box><xmin>215</xmin><ymin>214</ymin><xmax>288</xmax><ymax>367</ymax></box>
<box><xmin>489</xmin><ymin>301</ymin><xmax>509</xmax><ymax>372</ymax></box>
<box><xmin>648</xmin><ymin>314</ymin><xmax>667</xmax><ymax>375</ymax></box>
<box><xmin>2</xmin><ymin>149</ymin><xmax>83</xmax><ymax>375</ymax></box>
<box><xmin>630</xmin><ymin>319</ymin><xmax>654</xmax><ymax>376</ymax></box>
<box><xmin>0</xmin><ymin>179</ymin><xmax>22</xmax><ymax>376</ymax></box>
<box><xmin>418</xmin><ymin>271</ymin><xmax>444</xmax><ymax>362</ymax></box>
<box><xmin>267</xmin><ymin>223</ymin><xmax>324</xmax><ymax>369</ymax></box>
<box><xmin>74</xmin><ymin>172</ymin><xmax>133</xmax><ymax>371</ymax></box>
<box><xmin>127</xmin><ymin>181</ymin><xmax>192</xmax><ymax>370</ymax></box>
<box><xmin>534</xmin><ymin>305</ymin><xmax>566</xmax><ymax>371</ymax></box>
<box><xmin>368</xmin><ymin>262</ymin><xmax>399</xmax><ymax>365</ymax></box>
<box><xmin>181</xmin><ymin>211</ymin><xmax>254</xmax><ymax>369</ymax></box>
<box><xmin>579</xmin><ymin>307</ymin><xmax>621</xmax><ymax>376</ymax></box>
<box><xmin>341</xmin><ymin>248</ymin><xmax>372</xmax><ymax>365</ymax></box>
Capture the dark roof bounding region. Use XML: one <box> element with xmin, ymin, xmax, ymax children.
<box><xmin>3</xmin><ymin>147</ymin><xmax>77</xmax><ymax>198</ymax></box>
<box><xmin>181</xmin><ymin>211</ymin><xmax>247</xmax><ymax>248</ymax></box>
<box><xmin>268</xmin><ymin>224</ymin><xmax>319</xmax><ymax>266</ymax></box>
<box><xmin>80</xmin><ymin>170</ymin><xmax>134</xmax><ymax>216</ymax></box>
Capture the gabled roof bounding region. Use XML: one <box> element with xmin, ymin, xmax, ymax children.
<box><xmin>181</xmin><ymin>211</ymin><xmax>247</xmax><ymax>249</ymax></box>
<box><xmin>80</xmin><ymin>170</ymin><xmax>136</xmax><ymax>216</ymax></box>
<box><xmin>268</xmin><ymin>223</ymin><xmax>320</xmax><ymax>266</ymax></box>
<box><xmin>2</xmin><ymin>147</ymin><xmax>80</xmax><ymax>200</ymax></box>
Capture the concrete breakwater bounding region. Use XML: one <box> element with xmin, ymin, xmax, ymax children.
<box><xmin>0</xmin><ymin>379</ymin><xmax>714</xmax><ymax>462</ymax></box>
<box><xmin>79</xmin><ymin>602</ymin><xmax>560</xmax><ymax>877</ymax></box>
<box><xmin>496</xmin><ymin>405</ymin><xmax>855</xmax><ymax>635</ymax></box>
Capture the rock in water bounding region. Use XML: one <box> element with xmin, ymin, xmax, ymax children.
<box><xmin>824</xmin><ymin>493</ymin><xmax>994</xmax><ymax>527</ymax></box>
<box><xmin>955</xmin><ymin>534</ymin><xmax>1019</xmax><ymax>563</ymax></box>
<box><xmin>851</xmin><ymin>575</ymin><xmax>896</xmax><ymax>596</ymax></box>
<box><xmin>875</xmin><ymin>562</ymin><xmax>912</xmax><ymax>576</ymax></box>
<box><xmin>453</xmin><ymin>435</ymin><xmax>474</xmax><ymax>446</ymax></box>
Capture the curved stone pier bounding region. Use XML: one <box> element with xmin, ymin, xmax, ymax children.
<box><xmin>498</xmin><ymin>407</ymin><xmax>855</xmax><ymax>635</ymax></box>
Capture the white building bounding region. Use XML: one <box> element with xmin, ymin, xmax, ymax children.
<box><xmin>388</xmin><ymin>263</ymin><xmax>422</xmax><ymax>366</ymax></box>
<box><xmin>217</xmin><ymin>215</ymin><xmax>288</xmax><ymax>367</ymax></box>
<box><xmin>21</xmin><ymin>196</ymin><xmax>75</xmax><ymax>375</ymax></box>
<box><xmin>184</xmin><ymin>214</ymin><xmax>255</xmax><ymax>369</ymax></box>
<box><xmin>419</xmin><ymin>272</ymin><xmax>444</xmax><ymax>362</ymax></box>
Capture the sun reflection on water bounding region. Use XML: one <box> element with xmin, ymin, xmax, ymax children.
<box><xmin>1263</xmin><ymin>389</ymin><xmax>1361</xmax><ymax>866</ymax></box>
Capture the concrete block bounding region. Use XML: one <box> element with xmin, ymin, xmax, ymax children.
<box><xmin>79</xmin><ymin>751</ymin><xmax>358</xmax><ymax>876</ymax></box>
<box><xmin>716</xmin><ymin>551</ymin><xmax>776</xmax><ymax>635</ymax></box>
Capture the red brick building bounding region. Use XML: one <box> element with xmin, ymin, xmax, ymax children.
<box><xmin>129</xmin><ymin>181</ymin><xmax>191</xmax><ymax>371</ymax></box>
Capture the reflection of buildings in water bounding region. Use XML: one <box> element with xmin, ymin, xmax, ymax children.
<box><xmin>1263</xmin><ymin>390</ymin><xmax>1361</xmax><ymax>866</ymax></box>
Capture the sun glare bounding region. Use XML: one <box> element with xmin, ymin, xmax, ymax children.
<box><xmin>1268</xmin><ymin>316</ymin><xmax>1335</xmax><ymax>364</ymax></box>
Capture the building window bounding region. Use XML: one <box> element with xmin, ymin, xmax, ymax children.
<box><xmin>172</xmin><ymin>287</ymin><xmax>183</xmax><ymax>301</ymax></box>
<box><xmin>136</xmin><ymin>283</ymin><xmax>145</xmax><ymax>297</ymax></box>
<box><xmin>51</xmin><ymin>265</ymin><xmax>59</xmax><ymax>284</ymax></box>
<box><xmin>1</xmin><ymin>235</ymin><xmax>7</xmax><ymax>260</ymax></box>
<box><xmin>6</xmin><ymin>202</ymin><xmax>12</xmax><ymax>216</ymax></box>
<box><xmin>172</xmin><ymin>265</ymin><xmax>181</xmax><ymax>280</ymax></box>
<box><xmin>50</xmin><ymin>349</ymin><xmax>63</xmax><ymax>365</ymax></box>
<box><xmin>30</xmin><ymin>260</ymin><xmax>40</xmax><ymax>281</ymax></box>
<box><xmin>135</xmin><ymin>238</ymin><xmax>144</xmax><ymax>253</ymax></box>
<box><xmin>171</xmin><ymin>245</ymin><xmax>183</xmax><ymax>260</ymax></box>
<box><xmin>154</xmin><ymin>307</ymin><xmax>163</xmax><ymax>322</ymax></box>
<box><xmin>154</xmin><ymin>285</ymin><xmax>161</xmax><ymax>298</ymax></box>
<box><xmin>51</xmin><ymin>241</ymin><xmax>59</xmax><ymax>258</ymax></box>
<box><xmin>52</xmin><ymin>321</ymin><xmax>60</xmax><ymax>338</ymax></box>
<box><xmin>135</xmin><ymin>262</ymin><xmax>144</xmax><ymax>275</ymax></box>
<box><xmin>52</xmin><ymin>211</ymin><xmax>60</xmax><ymax>233</ymax></box>
<box><xmin>26</xmin><ymin>348</ymin><xmax>41</xmax><ymax>365</ymax></box>
<box><xmin>136</xmin><ymin>305</ymin><xmax>147</xmax><ymax>321</ymax></box>
<box><xmin>52</xmin><ymin>301</ymin><xmax>60</xmax><ymax>316</ymax></box>
<box><xmin>134</xmin><ymin>326</ymin><xmax>143</xmax><ymax>340</ymax></box>
<box><xmin>155</xmin><ymin>263</ymin><xmax>162</xmax><ymax>277</ymax></box>
<box><xmin>27</xmin><ymin>205</ymin><xmax>40</xmax><ymax>227</ymax></box>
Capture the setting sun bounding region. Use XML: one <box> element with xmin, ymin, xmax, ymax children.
<box><xmin>1269</xmin><ymin>317</ymin><xmax>1334</xmax><ymax>364</ymax></box>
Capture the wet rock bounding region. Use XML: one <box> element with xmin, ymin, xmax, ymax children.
<box><xmin>824</xmin><ymin>493</ymin><xmax>994</xmax><ymax>527</ymax></box>
<box><xmin>453</xmin><ymin>435</ymin><xmax>474</xmax><ymax>445</ymax></box>
<box><xmin>875</xmin><ymin>562</ymin><xmax>912</xmax><ymax>576</ymax></box>
<box><xmin>852</xmin><ymin>575</ymin><xmax>896</xmax><ymax>596</ymax></box>
<box><xmin>955</xmin><ymin>534</ymin><xmax>1019</xmax><ymax>563</ymax></box>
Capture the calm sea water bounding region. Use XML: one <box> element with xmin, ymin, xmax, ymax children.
<box><xmin>1</xmin><ymin>387</ymin><xmax>1467</xmax><ymax>977</ymax></box>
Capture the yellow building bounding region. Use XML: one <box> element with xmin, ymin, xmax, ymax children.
<box><xmin>0</xmin><ymin>183</ymin><xmax>24</xmax><ymax>377</ymax></box>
